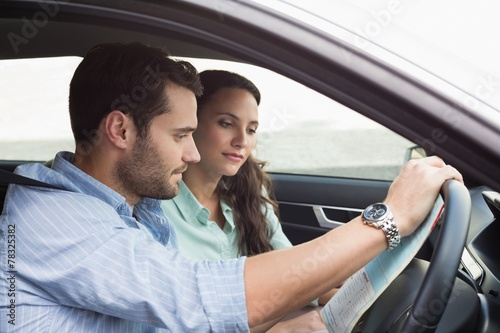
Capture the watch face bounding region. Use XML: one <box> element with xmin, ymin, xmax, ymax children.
<box><xmin>363</xmin><ymin>203</ymin><xmax>388</xmax><ymax>221</ymax></box>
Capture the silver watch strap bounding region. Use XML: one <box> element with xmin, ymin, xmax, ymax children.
<box><xmin>380</xmin><ymin>218</ymin><xmax>401</xmax><ymax>250</ymax></box>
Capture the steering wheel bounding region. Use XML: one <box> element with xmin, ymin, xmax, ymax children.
<box><xmin>362</xmin><ymin>179</ymin><xmax>472</xmax><ymax>333</ymax></box>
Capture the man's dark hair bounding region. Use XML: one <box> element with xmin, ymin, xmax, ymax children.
<box><xmin>69</xmin><ymin>42</ymin><xmax>202</xmax><ymax>144</ymax></box>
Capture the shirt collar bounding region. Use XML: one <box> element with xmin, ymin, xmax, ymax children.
<box><xmin>172</xmin><ymin>180</ymin><xmax>206</xmax><ymax>222</ymax></box>
<box><xmin>172</xmin><ymin>180</ymin><xmax>235</xmax><ymax>230</ymax></box>
<box><xmin>220</xmin><ymin>199</ymin><xmax>235</xmax><ymax>230</ymax></box>
<box><xmin>52</xmin><ymin>152</ymin><xmax>129</xmax><ymax>212</ymax></box>
<box><xmin>51</xmin><ymin>152</ymin><xmax>172</xmax><ymax>244</ymax></box>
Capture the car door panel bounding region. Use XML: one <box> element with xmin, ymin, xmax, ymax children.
<box><xmin>271</xmin><ymin>173</ymin><xmax>391</xmax><ymax>245</ymax></box>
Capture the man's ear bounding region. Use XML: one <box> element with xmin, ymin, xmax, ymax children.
<box><xmin>105</xmin><ymin>110</ymin><xmax>134</xmax><ymax>149</ymax></box>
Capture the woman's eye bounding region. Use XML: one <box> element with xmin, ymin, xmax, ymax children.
<box><xmin>248</xmin><ymin>128</ymin><xmax>257</xmax><ymax>134</ymax></box>
<box><xmin>219</xmin><ymin>120</ymin><xmax>232</xmax><ymax>128</ymax></box>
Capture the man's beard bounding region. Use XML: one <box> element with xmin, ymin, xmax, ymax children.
<box><xmin>114</xmin><ymin>135</ymin><xmax>182</xmax><ymax>200</ymax></box>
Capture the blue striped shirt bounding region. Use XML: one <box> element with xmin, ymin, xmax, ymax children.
<box><xmin>0</xmin><ymin>152</ymin><xmax>248</xmax><ymax>332</ymax></box>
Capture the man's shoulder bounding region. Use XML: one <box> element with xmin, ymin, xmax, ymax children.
<box><xmin>14</xmin><ymin>161</ymin><xmax>77</xmax><ymax>192</ymax></box>
<box><xmin>4</xmin><ymin>164</ymin><xmax>121</xmax><ymax>226</ymax></box>
<box><xmin>10</xmin><ymin>162</ymin><xmax>93</xmax><ymax>204</ymax></box>
<box><xmin>15</xmin><ymin>161</ymin><xmax>54</xmax><ymax>178</ymax></box>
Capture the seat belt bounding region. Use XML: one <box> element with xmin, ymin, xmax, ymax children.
<box><xmin>0</xmin><ymin>168</ymin><xmax>65</xmax><ymax>190</ymax></box>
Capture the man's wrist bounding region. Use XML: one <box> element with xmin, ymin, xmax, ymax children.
<box><xmin>361</xmin><ymin>203</ymin><xmax>401</xmax><ymax>250</ymax></box>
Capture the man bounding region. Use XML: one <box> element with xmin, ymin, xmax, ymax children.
<box><xmin>0</xmin><ymin>42</ymin><xmax>462</xmax><ymax>332</ymax></box>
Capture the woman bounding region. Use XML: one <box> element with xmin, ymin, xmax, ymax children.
<box><xmin>162</xmin><ymin>70</ymin><xmax>328</xmax><ymax>332</ymax></box>
<box><xmin>162</xmin><ymin>69</ymin><xmax>292</xmax><ymax>259</ymax></box>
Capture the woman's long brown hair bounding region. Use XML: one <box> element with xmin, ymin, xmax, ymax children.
<box><xmin>197</xmin><ymin>70</ymin><xmax>280</xmax><ymax>256</ymax></box>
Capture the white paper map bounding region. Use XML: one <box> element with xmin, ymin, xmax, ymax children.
<box><xmin>320</xmin><ymin>196</ymin><xmax>444</xmax><ymax>333</ymax></box>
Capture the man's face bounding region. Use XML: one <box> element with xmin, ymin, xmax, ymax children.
<box><xmin>115</xmin><ymin>83</ymin><xmax>200</xmax><ymax>200</ymax></box>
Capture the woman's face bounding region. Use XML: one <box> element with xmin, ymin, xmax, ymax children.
<box><xmin>194</xmin><ymin>87</ymin><xmax>258</xmax><ymax>177</ymax></box>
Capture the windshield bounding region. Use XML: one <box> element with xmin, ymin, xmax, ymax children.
<box><xmin>265</xmin><ymin>0</ymin><xmax>500</xmax><ymax>113</ymax></box>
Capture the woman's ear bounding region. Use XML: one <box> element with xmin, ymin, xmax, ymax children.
<box><xmin>105</xmin><ymin>110</ymin><xmax>134</xmax><ymax>149</ymax></box>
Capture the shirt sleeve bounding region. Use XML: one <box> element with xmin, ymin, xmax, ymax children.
<box><xmin>3</xmin><ymin>185</ymin><xmax>249</xmax><ymax>332</ymax></box>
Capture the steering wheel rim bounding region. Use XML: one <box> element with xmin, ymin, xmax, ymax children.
<box><xmin>400</xmin><ymin>179</ymin><xmax>471</xmax><ymax>332</ymax></box>
<box><xmin>362</xmin><ymin>179</ymin><xmax>472</xmax><ymax>333</ymax></box>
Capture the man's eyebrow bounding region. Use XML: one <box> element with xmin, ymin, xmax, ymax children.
<box><xmin>174</xmin><ymin>126</ymin><xmax>197</xmax><ymax>133</ymax></box>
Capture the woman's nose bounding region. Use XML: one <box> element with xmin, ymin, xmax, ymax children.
<box><xmin>232</xmin><ymin>130</ymin><xmax>248</xmax><ymax>148</ymax></box>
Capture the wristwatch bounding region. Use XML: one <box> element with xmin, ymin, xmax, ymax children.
<box><xmin>362</xmin><ymin>203</ymin><xmax>401</xmax><ymax>250</ymax></box>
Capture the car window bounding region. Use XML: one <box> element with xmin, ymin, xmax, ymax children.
<box><xmin>186</xmin><ymin>58</ymin><xmax>415</xmax><ymax>181</ymax></box>
<box><xmin>0</xmin><ymin>56</ymin><xmax>415</xmax><ymax>181</ymax></box>
<box><xmin>263</xmin><ymin>0</ymin><xmax>500</xmax><ymax>114</ymax></box>
<box><xmin>0</xmin><ymin>56</ymin><xmax>79</xmax><ymax>161</ymax></box>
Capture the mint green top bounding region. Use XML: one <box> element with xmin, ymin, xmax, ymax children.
<box><xmin>161</xmin><ymin>180</ymin><xmax>292</xmax><ymax>260</ymax></box>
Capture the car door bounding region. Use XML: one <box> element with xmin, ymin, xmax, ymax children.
<box><xmin>273</xmin><ymin>173</ymin><xmax>390</xmax><ymax>245</ymax></box>
<box><xmin>183</xmin><ymin>57</ymin><xmax>414</xmax><ymax>246</ymax></box>
<box><xmin>256</xmin><ymin>85</ymin><xmax>410</xmax><ymax>246</ymax></box>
